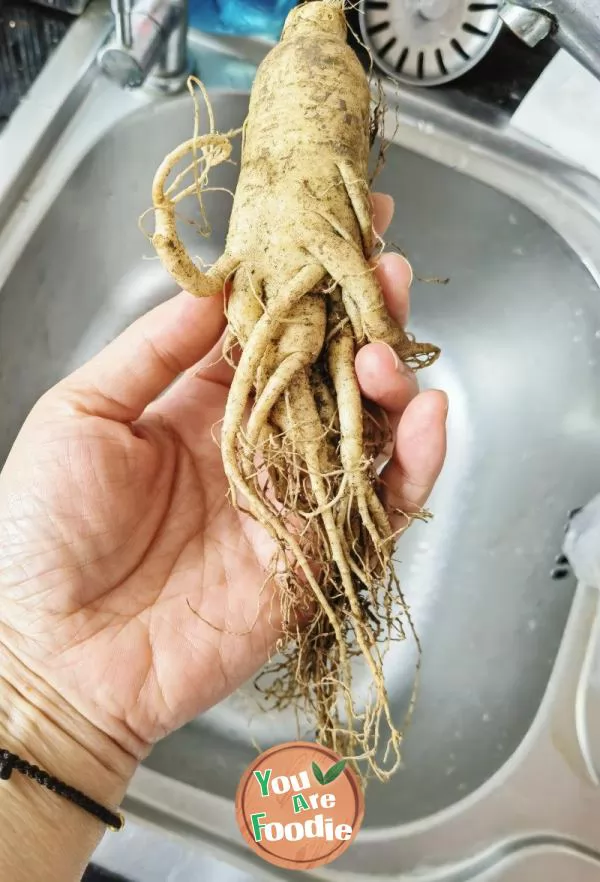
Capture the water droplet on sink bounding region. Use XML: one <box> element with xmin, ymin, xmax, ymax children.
<box><xmin>573</xmin><ymin>335</ymin><xmax>583</xmax><ymax>343</ymax></box>
<box><xmin>527</xmin><ymin>619</ymin><xmax>537</xmax><ymax>631</ymax></box>
<box><xmin>508</xmin><ymin>214</ymin><xmax>518</xmax><ymax>225</ymax></box>
<box><xmin>482</xmin><ymin>712</ymin><xmax>491</xmax><ymax>722</ymax></box>
<box><xmin>513</xmin><ymin>246</ymin><xmax>524</xmax><ymax>256</ymax></box>
<box><xmin>457</xmin><ymin>783</ymin><xmax>467</xmax><ymax>792</ymax></box>
<box><xmin>574</xmin><ymin>308</ymin><xmax>583</xmax><ymax>317</ymax></box>
<box><xmin>595</xmin><ymin>330</ymin><xmax>600</xmax><ymax>339</ymax></box>
<box><xmin>445</xmin><ymin>766</ymin><xmax>456</xmax><ymax>776</ymax></box>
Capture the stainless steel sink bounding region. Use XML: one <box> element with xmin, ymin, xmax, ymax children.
<box><xmin>4</xmin><ymin>18</ymin><xmax>600</xmax><ymax>881</ymax></box>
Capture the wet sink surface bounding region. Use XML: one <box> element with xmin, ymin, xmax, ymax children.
<box><xmin>1</xmin><ymin>92</ymin><xmax>599</xmax><ymax>828</ymax></box>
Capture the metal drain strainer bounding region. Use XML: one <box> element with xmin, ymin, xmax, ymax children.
<box><xmin>358</xmin><ymin>0</ymin><xmax>502</xmax><ymax>86</ymax></box>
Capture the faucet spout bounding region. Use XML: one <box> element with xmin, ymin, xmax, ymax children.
<box><xmin>98</xmin><ymin>0</ymin><xmax>189</xmax><ymax>92</ymax></box>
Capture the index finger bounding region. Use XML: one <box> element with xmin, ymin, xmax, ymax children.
<box><xmin>371</xmin><ymin>192</ymin><xmax>394</xmax><ymax>237</ymax></box>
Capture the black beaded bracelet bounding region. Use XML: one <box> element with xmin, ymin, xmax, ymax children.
<box><xmin>0</xmin><ymin>749</ymin><xmax>124</xmax><ymax>831</ymax></box>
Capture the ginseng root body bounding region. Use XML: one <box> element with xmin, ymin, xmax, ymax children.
<box><xmin>151</xmin><ymin>0</ymin><xmax>439</xmax><ymax>780</ymax></box>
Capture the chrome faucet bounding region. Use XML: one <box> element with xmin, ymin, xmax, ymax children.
<box><xmin>98</xmin><ymin>0</ymin><xmax>189</xmax><ymax>92</ymax></box>
<box><xmin>498</xmin><ymin>0</ymin><xmax>600</xmax><ymax>81</ymax></box>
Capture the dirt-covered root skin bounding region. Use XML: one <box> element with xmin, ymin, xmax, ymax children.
<box><xmin>226</xmin><ymin>9</ymin><xmax>371</xmax><ymax>298</ymax></box>
<box><xmin>150</xmin><ymin>131</ymin><xmax>240</xmax><ymax>298</ymax></box>
<box><xmin>150</xmin><ymin>0</ymin><xmax>439</xmax><ymax>782</ymax></box>
<box><xmin>225</xmin><ymin>2</ymin><xmax>438</xmax><ymax>366</ymax></box>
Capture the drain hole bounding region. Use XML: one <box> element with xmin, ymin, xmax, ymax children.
<box><xmin>551</xmin><ymin>566</ymin><xmax>571</xmax><ymax>581</ymax></box>
<box><xmin>380</xmin><ymin>35</ymin><xmax>397</xmax><ymax>57</ymax></box>
<box><xmin>396</xmin><ymin>46</ymin><xmax>409</xmax><ymax>72</ymax></box>
<box><xmin>462</xmin><ymin>21</ymin><xmax>490</xmax><ymax>37</ymax></box>
<box><xmin>435</xmin><ymin>47</ymin><xmax>447</xmax><ymax>76</ymax></box>
<box><xmin>367</xmin><ymin>20</ymin><xmax>390</xmax><ymax>36</ymax></box>
<box><xmin>366</xmin><ymin>0</ymin><xmax>389</xmax><ymax>8</ymax></box>
<box><xmin>450</xmin><ymin>38</ymin><xmax>470</xmax><ymax>59</ymax></box>
<box><xmin>417</xmin><ymin>50</ymin><xmax>425</xmax><ymax>79</ymax></box>
<box><xmin>468</xmin><ymin>2</ymin><xmax>498</xmax><ymax>8</ymax></box>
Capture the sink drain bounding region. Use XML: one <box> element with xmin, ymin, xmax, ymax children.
<box><xmin>358</xmin><ymin>0</ymin><xmax>503</xmax><ymax>86</ymax></box>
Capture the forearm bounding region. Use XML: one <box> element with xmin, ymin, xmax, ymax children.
<box><xmin>0</xmin><ymin>646</ymin><xmax>136</xmax><ymax>882</ymax></box>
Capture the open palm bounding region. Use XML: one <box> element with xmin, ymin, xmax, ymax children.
<box><xmin>0</xmin><ymin>197</ymin><xmax>446</xmax><ymax>760</ymax></box>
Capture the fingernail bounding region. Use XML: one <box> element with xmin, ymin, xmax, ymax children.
<box><xmin>381</xmin><ymin>343</ymin><xmax>400</xmax><ymax>371</ymax></box>
<box><xmin>379</xmin><ymin>193</ymin><xmax>394</xmax><ymax>217</ymax></box>
<box><xmin>398</xmin><ymin>255</ymin><xmax>414</xmax><ymax>288</ymax></box>
<box><xmin>382</xmin><ymin>343</ymin><xmax>413</xmax><ymax>375</ymax></box>
<box><xmin>372</xmin><ymin>192</ymin><xmax>394</xmax><ymax>214</ymax></box>
<box><xmin>440</xmin><ymin>391</ymin><xmax>449</xmax><ymax>419</ymax></box>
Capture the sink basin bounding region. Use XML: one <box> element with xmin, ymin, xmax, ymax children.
<box><xmin>3</xmin><ymin>36</ymin><xmax>600</xmax><ymax>879</ymax></box>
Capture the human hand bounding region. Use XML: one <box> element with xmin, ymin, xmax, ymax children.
<box><xmin>0</xmin><ymin>195</ymin><xmax>447</xmax><ymax>779</ymax></box>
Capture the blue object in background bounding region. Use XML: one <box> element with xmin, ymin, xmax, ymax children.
<box><xmin>189</xmin><ymin>0</ymin><xmax>296</xmax><ymax>40</ymax></box>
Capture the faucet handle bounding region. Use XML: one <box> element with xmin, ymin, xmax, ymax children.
<box><xmin>498</xmin><ymin>2</ymin><xmax>553</xmax><ymax>47</ymax></box>
<box><xmin>498</xmin><ymin>0</ymin><xmax>600</xmax><ymax>82</ymax></box>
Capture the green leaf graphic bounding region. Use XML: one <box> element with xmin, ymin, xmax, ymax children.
<box><xmin>323</xmin><ymin>759</ymin><xmax>347</xmax><ymax>784</ymax></box>
<box><xmin>312</xmin><ymin>761</ymin><xmax>325</xmax><ymax>785</ymax></box>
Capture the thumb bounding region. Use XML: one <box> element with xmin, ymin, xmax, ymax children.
<box><xmin>57</xmin><ymin>290</ymin><xmax>226</xmax><ymax>421</ymax></box>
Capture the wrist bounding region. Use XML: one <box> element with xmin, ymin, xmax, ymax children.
<box><xmin>0</xmin><ymin>643</ymin><xmax>136</xmax><ymax>813</ymax></box>
<box><xmin>0</xmin><ymin>645</ymin><xmax>137</xmax><ymax>882</ymax></box>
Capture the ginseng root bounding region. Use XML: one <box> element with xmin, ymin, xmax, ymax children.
<box><xmin>150</xmin><ymin>0</ymin><xmax>440</xmax><ymax>781</ymax></box>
